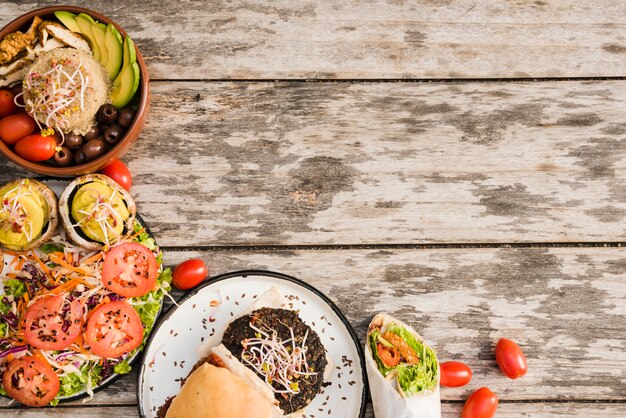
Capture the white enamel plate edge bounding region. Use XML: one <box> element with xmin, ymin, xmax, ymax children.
<box><xmin>138</xmin><ymin>271</ymin><xmax>367</xmax><ymax>418</ymax></box>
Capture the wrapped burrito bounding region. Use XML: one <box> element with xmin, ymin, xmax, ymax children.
<box><xmin>365</xmin><ymin>313</ymin><xmax>441</xmax><ymax>418</ymax></box>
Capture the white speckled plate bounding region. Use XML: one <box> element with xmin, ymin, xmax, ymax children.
<box><xmin>138</xmin><ymin>270</ymin><xmax>367</xmax><ymax>418</ymax></box>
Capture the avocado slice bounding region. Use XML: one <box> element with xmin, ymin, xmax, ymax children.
<box><xmin>71</xmin><ymin>181</ymin><xmax>130</xmax><ymax>243</ymax></box>
<box><xmin>75</xmin><ymin>14</ymin><xmax>101</xmax><ymax>61</ymax></box>
<box><xmin>54</xmin><ymin>11</ymin><xmax>81</xmax><ymax>33</ymax></box>
<box><xmin>103</xmin><ymin>24</ymin><xmax>123</xmax><ymax>80</ymax></box>
<box><xmin>110</xmin><ymin>62</ymin><xmax>139</xmax><ymax>108</ymax></box>
<box><xmin>93</xmin><ymin>21</ymin><xmax>110</xmax><ymax>67</ymax></box>
<box><xmin>122</xmin><ymin>35</ymin><xmax>137</xmax><ymax>66</ymax></box>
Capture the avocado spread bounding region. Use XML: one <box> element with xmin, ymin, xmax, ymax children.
<box><xmin>0</xmin><ymin>180</ymin><xmax>49</xmax><ymax>250</ymax></box>
<box><xmin>71</xmin><ymin>181</ymin><xmax>130</xmax><ymax>244</ymax></box>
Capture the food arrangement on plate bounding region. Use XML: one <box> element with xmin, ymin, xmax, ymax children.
<box><xmin>139</xmin><ymin>273</ymin><xmax>367</xmax><ymax>418</ymax></box>
<box><xmin>0</xmin><ymin>7</ymin><xmax>145</xmax><ymax>173</ymax></box>
<box><xmin>0</xmin><ymin>176</ymin><xmax>172</xmax><ymax>406</ymax></box>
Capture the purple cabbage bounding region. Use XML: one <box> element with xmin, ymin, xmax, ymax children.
<box><xmin>0</xmin><ymin>345</ymin><xmax>27</xmax><ymax>359</ymax></box>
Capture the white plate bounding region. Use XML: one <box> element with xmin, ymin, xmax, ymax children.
<box><xmin>138</xmin><ymin>270</ymin><xmax>367</xmax><ymax>418</ymax></box>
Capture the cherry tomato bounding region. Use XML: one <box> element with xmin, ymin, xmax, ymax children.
<box><xmin>3</xmin><ymin>356</ymin><xmax>60</xmax><ymax>407</ymax></box>
<box><xmin>102</xmin><ymin>242</ymin><xmax>158</xmax><ymax>297</ymax></box>
<box><xmin>462</xmin><ymin>387</ymin><xmax>498</xmax><ymax>418</ymax></box>
<box><xmin>85</xmin><ymin>301</ymin><xmax>144</xmax><ymax>358</ymax></box>
<box><xmin>0</xmin><ymin>112</ymin><xmax>35</xmax><ymax>145</ymax></box>
<box><xmin>14</xmin><ymin>133</ymin><xmax>57</xmax><ymax>162</ymax></box>
<box><xmin>0</xmin><ymin>89</ymin><xmax>17</xmax><ymax>118</ymax></box>
<box><xmin>440</xmin><ymin>361</ymin><xmax>472</xmax><ymax>387</ymax></box>
<box><xmin>23</xmin><ymin>294</ymin><xmax>83</xmax><ymax>351</ymax></box>
<box><xmin>376</xmin><ymin>344</ymin><xmax>400</xmax><ymax>367</ymax></box>
<box><xmin>495</xmin><ymin>338</ymin><xmax>528</xmax><ymax>379</ymax></box>
<box><xmin>172</xmin><ymin>258</ymin><xmax>208</xmax><ymax>290</ymax></box>
<box><xmin>100</xmin><ymin>159</ymin><xmax>132</xmax><ymax>191</ymax></box>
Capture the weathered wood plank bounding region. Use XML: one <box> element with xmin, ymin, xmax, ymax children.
<box><xmin>3</xmin><ymin>403</ymin><xmax>626</xmax><ymax>418</ymax></box>
<box><xmin>4</xmin><ymin>80</ymin><xmax>624</xmax><ymax>245</ymax></box>
<box><xmin>2</xmin><ymin>247</ymin><xmax>623</xmax><ymax>408</ymax></box>
<box><xmin>1</xmin><ymin>1</ymin><xmax>625</xmax><ymax>79</ymax></box>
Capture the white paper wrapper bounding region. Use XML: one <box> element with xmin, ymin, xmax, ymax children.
<box><xmin>365</xmin><ymin>313</ymin><xmax>441</xmax><ymax>418</ymax></box>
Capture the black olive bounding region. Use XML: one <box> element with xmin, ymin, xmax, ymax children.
<box><xmin>65</xmin><ymin>133</ymin><xmax>83</xmax><ymax>150</ymax></box>
<box><xmin>73</xmin><ymin>149</ymin><xmax>86</xmax><ymax>165</ymax></box>
<box><xmin>53</xmin><ymin>147</ymin><xmax>73</xmax><ymax>167</ymax></box>
<box><xmin>82</xmin><ymin>138</ymin><xmax>107</xmax><ymax>161</ymax></box>
<box><xmin>84</xmin><ymin>125</ymin><xmax>100</xmax><ymax>141</ymax></box>
<box><xmin>117</xmin><ymin>108</ymin><xmax>135</xmax><ymax>128</ymax></box>
<box><xmin>96</xmin><ymin>104</ymin><xmax>119</xmax><ymax>124</ymax></box>
<box><xmin>104</xmin><ymin>124</ymin><xmax>124</xmax><ymax>145</ymax></box>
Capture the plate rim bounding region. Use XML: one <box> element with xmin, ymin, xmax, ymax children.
<box><xmin>137</xmin><ymin>269</ymin><xmax>368</xmax><ymax>418</ymax></box>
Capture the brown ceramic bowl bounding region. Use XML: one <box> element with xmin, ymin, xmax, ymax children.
<box><xmin>0</xmin><ymin>6</ymin><xmax>149</xmax><ymax>176</ymax></box>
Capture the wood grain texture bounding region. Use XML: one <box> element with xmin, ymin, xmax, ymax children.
<box><xmin>3</xmin><ymin>403</ymin><xmax>626</xmax><ymax>418</ymax></box>
<box><xmin>3</xmin><ymin>246</ymin><xmax>623</xmax><ymax>410</ymax></box>
<box><xmin>4</xmin><ymin>80</ymin><xmax>624</xmax><ymax>245</ymax></box>
<box><xmin>1</xmin><ymin>1</ymin><xmax>625</xmax><ymax>79</ymax></box>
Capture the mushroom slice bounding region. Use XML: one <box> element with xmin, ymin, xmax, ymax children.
<box><xmin>40</xmin><ymin>21</ymin><xmax>90</xmax><ymax>52</ymax></box>
<box><xmin>59</xmin><ymin>174</ymin><xmax>137</xmax><ymax>251</ymax></box>
<box><xmin>0</xmin><ymin>179</ymin><xmax>58</xmax><ymax>252</ymax></box>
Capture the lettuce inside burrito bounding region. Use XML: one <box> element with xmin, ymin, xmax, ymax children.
<box><xmin>368</xmin><ymin>322</ymin><xmax>438</xmax><ymax>396</ymax></box>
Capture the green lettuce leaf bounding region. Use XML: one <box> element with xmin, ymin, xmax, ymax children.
<box><xmin>4</xmin><ymin>279</ymin><xmax>26</xmax><ymax>298</ymax></box>
<box><xmin>114</xmin><ymin>359</ymin><xmax>132</xmax><ymax>374</ymax></box>
<box><xmin>386</xmin><ymin>323</ymin><xmax>439</xmax><ymax>396</ymax></box>
<box><xmin>40</xmin><ymin>242</ymin><xmax>65</xmax><ymax>254</ymax></box>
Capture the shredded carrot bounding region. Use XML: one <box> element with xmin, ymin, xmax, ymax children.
<box><xmin>48</xmin><ymin>277</ymin><xmax>94</xmax><ymax>296</ymax></box>
<box><xmin>49</xmin><ymin>253</ymin><xmax>87</xmax><ymax>275</ymax></box>
<box><xmin>30</xmin><ymin>250</ymin><xmax>52</xmax><ymax>280</ymax></box>
<box><xmin>72</xmin><ymin>334</ymin><xmax>90</xmax><ymax>356</ymax></box>
<box><xmin>32</xmin><ymin>349</ymin><xmax>49</xmax><ymax>366</ymax></box>
<box><xmin>80</xmin><ymin>252</ymin><xmax>103</xmax><ymax>266</ymax></box>
<box><xmin>66</xmin><ymin>251</ymin><xmax>73</xmax><ymax>265</ymax></box>
<box><xmin>128</xmin><ymin>227</ymin><xmax>146</xmax><ymax>241</ymax></box>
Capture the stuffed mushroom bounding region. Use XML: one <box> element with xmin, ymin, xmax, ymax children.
<box><xmin>59</xmin><ymin>174</ymin><xmax>136</xmax><ymax>250</ymax></box>
<box><xmin>0</xmin><ymin>179</ymin><xmax>58</xmax><ymax>251</ymax></box>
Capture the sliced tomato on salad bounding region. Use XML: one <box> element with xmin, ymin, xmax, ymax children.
<box><xmin>102</xmin><ymin>242</ymin><xmax>158</xmax><ymax>297</ymax></box>
<box><xmin>2</xmin><ymin>356</ymin><xmax>60</xmax><ymax>407</ymax></box>
<box><xmin>85</xmin><ymin>301</ymin><xmax>143</xmax><ymax>358</ymax></box>
<box><xmin>23</xmin><ymin>294</ymin><xmax>83</xmax><ymax>351</ymax></box>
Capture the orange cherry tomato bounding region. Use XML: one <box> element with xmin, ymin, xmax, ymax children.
<box><xmin>172</xmin><ymin>258</ymin><xmax>208</xmax><ymax>290</ymax></box>
<box><xmin>100</xmin><ymin>159</ymin><xmax>132</xmax><ymax>191</ymax></box>
<box><xmin>462</xmin><ymin>387</ymin><xmax>498</xmax><ymax>418</ymax></box>
<box><xmin>14</xmin><ymin>134</ymin><xmax>57</xmax><ymax>162</ymax></box>
<box><xmin>0</xmin><ymin>89</ymin><xmax>17</xmax><ymax>118</ymax></box>
<box><xmin>495</xmin><ymin>338</ymin><xmax>528</xmax><ymax>379</ymax></box>
<box><xmin>0</xmin><ymin>112</ymin><xmax>35</xmax><ymax>145</ymax></box>
<box><xmin>440</xmin><ymin>361</ymin><xmax>472</xmax><ymax>387</ymax></box>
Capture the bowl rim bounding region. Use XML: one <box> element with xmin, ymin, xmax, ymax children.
<box><xmin>0</xmin><ymin>5</ymin><xmax>149</xmax><ymax>176</ymax></box>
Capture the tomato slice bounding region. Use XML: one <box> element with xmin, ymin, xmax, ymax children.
<box><xmin>85</xmin><ymin>301</ymin><xmax>143</xmax><ymax>358</ymax></box>
<box><xmin>102</xmin><ymin>242</ymin><xmax>158</xmax><ymax>297</ymax></box>
<box><xmin>377</xmin><ymin>344</ymin><xmax>400</xmax><ymax>367</ymax></box>
<box><xmin>23</xmin><ymin>294</ymin><xmax>83</xmax><ymax>351</ymax></box>
<box><xmin>2</xmin><ymin>356</ymin><xmax>59</xmax><ymax>407</ymax></box>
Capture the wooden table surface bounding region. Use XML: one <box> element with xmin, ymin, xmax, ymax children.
<box><xmin>1</xmin><ymin>1</ymin><xmax>625</xmax><ymax>417</ymax></box>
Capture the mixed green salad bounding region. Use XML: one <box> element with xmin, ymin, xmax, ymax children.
<box><xmin>0</xmin><ymin>221</ymin><xmax>171</xmax><ymax>405</ymax></box>
<box><xmin>368</xmin><ymin>322</ymin><xmax>438</xmax><ymax>396</ymax></box>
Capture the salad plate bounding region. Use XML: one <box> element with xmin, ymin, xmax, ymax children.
<box><xmin>138</xmin><ymin>270</ymin><xmax>367</xmax><ymax>418</ymax></box>
<box><xmin>0</xmin><ymin>179</ymin><xmax>170</xmax><ymax>404</ymax></box>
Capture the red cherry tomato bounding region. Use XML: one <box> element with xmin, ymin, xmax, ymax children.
<box><xmin>3</xmin><ymin>356</ymin><xmax>59</xmax><ymax>407</ymax></box>
<box><xmin>14</xmin><ymin>133</ymin><xmax>57</xmax><ymax>162</ymax></box>
<box><xmin>172</xmin><ymin>258</ymin><xmax>208</xmax><ymax>290</ymax></box>
<box><xmin>440</xmin><ymin>361</ymin><xmax>472</xmax><ymax>387</ymax></box>
<box><xmin>462</xmin><ymin>387</ymin><xmax>498</xmax><ymax>418</ymax></box>
<box><xmin>100</xmin><ymin>159</ymin><xmax>132</xmax><ymax>191</ymax></box>
<box><xmin>0</xmin><ymin>112</ymin><xmax>35</xmax><ymax>145</ymax></box>
<box><xmin>0</xmin><ymin>89</ymin><xmax>17</xmax><ymax>118</ymax></box>
<box><xmin>495</xmin><ymin>338</ymin><xmax>528</xmax><ymax>379</ymax></box>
